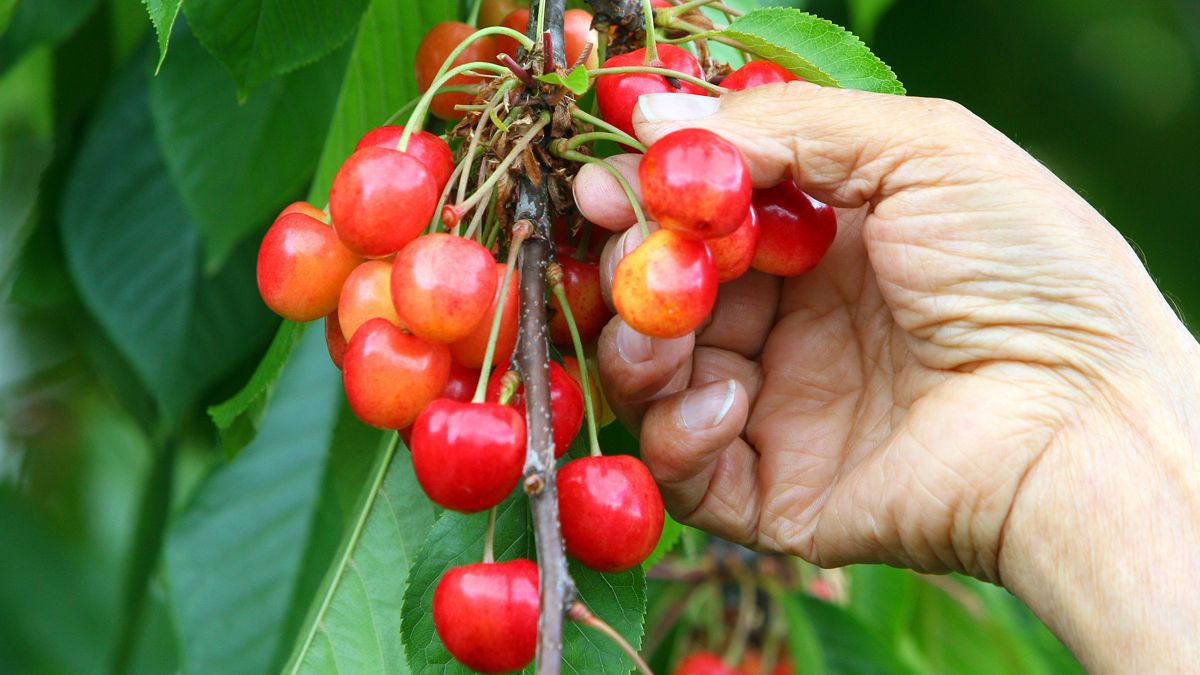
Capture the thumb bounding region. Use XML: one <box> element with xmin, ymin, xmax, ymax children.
<box><xmin>631</xmin><ymin>83</ymin><xmax>991</xmax><ymax>209</ymax></box>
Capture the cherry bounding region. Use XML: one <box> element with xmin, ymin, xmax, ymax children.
<box><xmin>354</xmin><ymin>126</ymin><xmax>455</xmax><ymax>193</ymax></box>
<box><xmin>549</xmin><ymin>246</ymin><xmax>612</xmax><ymax>348</ymax></box>
<box><xmin>450</xmin><ymin>264</ymin><xmax>519</xmax><ymax>368</ymax></box>
<box><xmin>486</xmin><ymin>360</ymin><xmax>583</xmax><ymax>458</ymax></box>
<box><xmin>257</xmin><ymin>212</ymin><xmax>360</xmax><ymax>322</ymax></box>
<box><xmin>391</xmin><ymin>234</ymin><xmax>498</xmax><ymax>344</ymax></box>
<box><xmin>342</xmin><ymin>318</ymin><xmax>451</xmax><ymax>429</ymax></box>
<box><xmin>738</xmin><ymin>650</ymin><xmax>792</xmax><ymax>675</ymax></box>
<box><xmin>558</xmin><ymin>455</ymin><xmax>664</xmax><ymax>572</ymax></box>
<box><xmin>497</xmin><ymin>9</ymin><xmax>597</xmax><ymax>69</ymax></box>
<box><xmin>338</xmin><ymin>259</ymin><xmax>401</xmax><ymax>342</ymax></box>
<box><xmin>433</xmin><ymin>559</ymin><xmax>538</xmax><ymax>673</ymax></box>
<box><xmin>411</xmin><ymin>399</ymin><xmax>526</xmax><ymax>512</ymax></box>
<box><xmin>640</xmin><ymin>128</ymin><xmax>751</xmax><ymax>239</ymax></box>
<box><xmin>596</xmin><ymin>45</ymin><xmax>707</xmax><ymax>140</ymax></box>
<box><xmin>278</xmin><ymin>200</ymin><xmax>327</xmax><ymax>222</ymax></box>
<box><xmin>325</xmin><ymin>310</ymin><xmax>347</xmax><ymax>370</ymax></box>
<box><xmin>707</xmin><ymin>207</ymin><xmax>760</xmax><ymax>282</ymax></box>
<box><xmin>721</xmin><ymin>60</ymin><xmax>801</xmax><ymax>91</ymax></box>
<box><xmin>675</xmin><ymin>652</ymin><xmax>739</xmax><ymax>675</ymax></box>
<box><xmin>329</xmin><ymin>147</ymin><xmax>438</xmax><ymax>258</ymax></box>
<box><xmin>415</xmin><ymin>22</ymin><xmax>499</xmax><ymax>121</ymax></box>
<box><xmin>751</xmin><ymin>180</ymin><xmax>837</xmax><ymax>277</ymax></box>
<box><xmin>612</xmin><ymin>229</ymin><xmax>718</xmax><ymax>339</ymax></box>
<box><xmin>478</xmin><ymin>0</ymin><xmax>528</xmax><ymax>29</ymax></box>
<box><xmin>440</xmin><ymin>361</ymin><xmax>479</xmax><ymax>403</ymax></box>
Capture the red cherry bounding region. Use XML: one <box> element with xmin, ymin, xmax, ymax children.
<box><xmin>411</xmin><ymin>399</ymin><xmax>526</xmax><ymax>512</ymax></box>
<box><xmin>450</xmin><ymin>264</ymin><xmax>519</xmax><ymax>368</ymax></box>
<box><xmin>277</xmin><ymin>200</ymin><xmax>327</xmax><ymax>222</ymax></box>
<box><xmin>721</xmin><ymin>60</ymin><xmax>801</xmax><ymax>91</ymax></box>
<box><xmin>338</xmin><ymin>259</ymin><xmax>401</xmax><ymax>342</ymax></box>
<box><xmin>478</xmin><ymin>0</ymin><xmax>528</xmax><ymax>28</ymax></box>
<box><xmin>343</xmin><ymin>319</ymin><xmax>451</xmax><ymax>429</ymax></box>
<box><xmin>675</xmin><ymin>652</ymin><xmax>739</xmax><ymax>675</ymax></box>
<box><xmin>612</xmin><ymin>229</ymin><xmax>718</xmax><ymax>339</ymax></box>
<box><xmin>257</xmin><ymin>212</ymin><xmax>360</xmax><ymax>322</ymax></box>
<box><xmin>596</xmin><ymin>45</ymin><xmax>707</xmax><ymax>140</ymax></box>
<box><xmin>751</xmin><ymin>181</ymin><xmax>837</xmax><ymax>277</ymax></box>
<box><xmin>558</xmin><ymin>455</ymin><xmax>664</xmax><ymax>572</ymax></box>
<box><xmin>737</xmin><ymin>651</ymin><xmax>792</xmax><ymax>675</ymax></box>
<box><xmin>392</xmin><ymin>234</ymin><xmax>498</xmax><ymax>344</ymax></box>
<box><xmin>433</xmin><ymin>560</ymin><xmax>538</xmax><ymax>673</ymax></box>
<box><xmin>707</xmin><ymin>207</ymin><xmax>760</xmax><ymax>282</ymax></box>
<box><xmin>325</xmin><ymin>310</ymin><xmax>347</xmax><ymax>369</ymax></box>
<box><xmin>549</xmin><ymin>246</ymin><xmax>612</xmax><ymax>348</ymax></box>
<box><xmin>486</xmin><ymin>361</ymin><xmax>583</xmax><ymax>458</ymax></box>
<box><xmin>440</xmin><ymin>361</ymin><xmax>479</xmax><ymax>403</ymax></box>
<box><xmin>651</xmin><ymin>0</ymin><xmax>672</xmax><ymax>7</ymax></box>
<box><xmin>354</xmin><ymin>125</ymin><xmax>455</xmax><ymax>193</ymax></box>
<box><xmin>641</xmin><ymin>128</ymin><xmax>752</xmax><ymax>239</ymax></box>
<box><xmin>329</xmin><ymin>147</ymin><xmax>438</xmax><ymax>258</ymax></box>
<box><xmin>416</xmin><ymin>22</ymin><xmax>499</xmax><ymax>121</ymax></box>
<box><xmin>496</xmin><ymin>9</ymin><xmax>598</xmax><ymax>69</ymax></box>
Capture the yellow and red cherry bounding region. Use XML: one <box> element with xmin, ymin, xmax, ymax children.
<box><xmin>706</xmin><ymin>207</ymin><xmax>760</xmax><ymax>282</ymax></box>
<box><xmin>549</xmin><ymin>246</ymin><xmax>612</xmax><ymax>348</ymax></box>
<box><xmin>391</xmin><ymin>234</ymin><xmax>498</xmax><ymax>344</ymax></box>
<box><xmin>721</xmin><ymin>60</ymin><xmax>802</xmax><ymax>91</ymax></box>
<box><xmin>410</xmin><ymin>400</ymin><xmax>526</xmax><ymax>512</ymax></box>
<box><xmin>450</xmin><ymin>264</ymin><xmax>519</xmax><ymax>368</ymax></box>
<box><xmin>329</xmin><ymin>147</ymin><xmax>438</xmax><ymax>258</ymax></box>
<box><xmin>612</xmin><ymin>229</ymin><xmax>718</xmax><ymax>339</ymax></box>
<box><xmin>557</xmin><ymin>455</ymin><xmax>664</xmax><ymax>572</ymax></box>
<box><xmin>640</xmin><ymin>128</ymin><xmax>752</xmax><ymax>239</ymax></box>
<box><xmin>256</xmin><ymin>212</ymin><xmax>360</xmax><ymax>322</ymax></box>
<box><xmin>751</xmin><ymin>180</ymin><xmax>837</xmax><ymax>277</ymax></box>
<box><xmin>596</xmin><ymin>45</ymin><xmax>707</xmax><ymax>140</ymax></box>
<box><xmin>325</xmin><ymin>311</ymin><xmax>347</xmax><ymax>370</ymax></box>
<box><xmin>415</xmin><ymin>22</ymin><xmax>499</xmax><ymax>121</ymax></box>
<box><xmin>277</xmin><ymin>200</ymin><xmax>327</xmax><ymax>223</ymax></box>
<box><xmin>486</xmin><ymin>360</ymin><xmax>583</xmax><ymax>458</ymax></box>
<box><xmin>342</xmin><ymin>318</ymin><xmax>451</xmax><ymax>429</ymax></box>
<box><xmin>354</xmin><ymin>125</ymin><xmax>455</xmax><ymax>193</ymax></box>
<box><xmin>478</xmin><ymin>0</ymin><xmax>528</xmax><ymax>28</ymax></box>
<box><xmin>497</xmin><ymin>9</ymin><xmax>597</xmax><ymax>68</ymax></box>
<box><xmin>433</xmin><ymin>560</ymin><xmax>538</xmax><ymax>673</ymax></box>
<box><xmin>338</xmin><ymin>259</ymin><xmax>401</xmax><ymax>342</ymax></box>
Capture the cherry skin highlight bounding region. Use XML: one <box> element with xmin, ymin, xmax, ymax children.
<box><xmin>486</xmin><ymin>360</ymin><xmax>583</xmax><ymax>458</ymax></box>
<box><xmin>596</xmin><ymin>45</ymin><xmax>707</xmax><ymax>140</ymax></box>
<box><xmin>641</xmin><ymin>128</ymin><xmax>752</xmax><ymax>239</ymax></box>
<box><xmin>410</xmin><ymin>400</ymin><xmax>526</xmax><ymax>512</ymax></box>
<box><xmin>558</xmin><ymin>455</ymin><xmax>664</xmax><ymax>572</ymax></box>
<box><xmin>277</xmin><ymin>200</ymin><xmax>326</xmax><ymax>222</ymax></box>
<box><xmin>338</xmin><ymin>259</ymin><xmax>401</xmax><ymax>342</ymax></box>
<box><xmin>329</xmin><ymin>147</ymin><xmax>438</xmax><ymax>258</ymax></box>
<box><xmin>549</xmin><ymin>246</ymin><xmax>612</xmax><ymax>348</ymax></box>
<box><xmin>706</xmin><ymin>207</ymin><xmax>760</xmax><ymax>282</ymax></box>
<box><xmin>342</xmin><ymin>319</ymin><xmax>451</xmax><ymax>429</ymax></box>
<box><xmin>433</xmin><ymin>559</ymin><xmax>538</xmax><ymax>673</ymax></box>
<box><xmin>256</xmin><ymin>212</ymin><xmax>360</xmax><ymax>322</ymax></box>
<box><xmin>450</xmin><ymin>264</ymin><xmax>519</xmax><ymax>368</ymax></box>
<box><xmin>354</xmin><ymin>125</ymin><xmax>455</xmax><ymax>193</ymax></box>
<box><xmin>612</xmin><ymin>229</ymin><xmax>718</xmax><ymax>339</ymax></box>
<box><xmin>415</xmin><ymin>22</ymin><xmax>499</xmax><ymax>121</ymax></box>
<box><xmin>674</xmin><ymin>652</ymin><xmax>739</xmax><ymax>675</ymax></box>
<box><xmin>721</xmin><ymin>60</ymin><xmax>802</xmax><ymax>91</ymax></box>
<box><xmin>325</xmin><ymin>310</ymin><xmax>347</xmax><ymax>370</ymax></box>
<box><xmin>751</xmin><ymin>180</ymin><xmax>837</xmax><ymax>277</ymax></box>
<box><xmin>391</xmin><ymin>233</ymin><xmax>498</xmax><ymax>344</ymax></box>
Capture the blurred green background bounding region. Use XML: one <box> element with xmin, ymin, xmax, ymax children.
<box><xmin>0</xmin><ymin>0</ymin><xmax>1195</xmax><ymax>673</ymax></box>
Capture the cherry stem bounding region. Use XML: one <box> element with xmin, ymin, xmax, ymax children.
<box><xmin>382</xmin><ymin>86</ymin><xmax>479</xmax><ymax>126</ymax></box>
<box><xmin>548</xmin><ymin>276</ymin><xmax>602</xmax><ymax>458</ymax></box>
<box><xmin>723</xmin><ymin>565</ymin><xmax>757</xmax><ymax>667</ymax></box>
<box><xmin>482</xmin><ymin>506</ymin><xmax>498</xmax><ymax>563</ymax></box>
<box><xmin>500</xmin><ymin>54</ymin><xmax>539</xmax><ymax>88</ymax></box>
<box><xmin>567</xmin><ymin>131</ymin><xmax>647</xmax><ymax>153</ymax></box>
<box><xmin>574</xmin><ymin>221</ymin><xmax>592</xmax><ymax>258</ymax></box>
<box><xmin>468</xmin><ymin>0</ymin><xmax>486</xmax><ymax>25</ymax></box>
<box><xmin>662</xmin><ymin>0</ymin><xmax>730</xmax><ymax>16</ymax></box>
<box><xmin>429</xmin><ymin>146</ymin><xmax>482</xmax><ymax>234</ymax></box>
<box><xmin>641</xmin><ymin>0</ymin><xmax>660</xmax><ymax>64</ymax></box>
<box><xmin>569</xmin><ymin>107</ymin><xmax>639</xmax><ymax>147</ymax></box>
<box><xmin>759</xmin><ymin>597</ymin><xmax>786</xmax><ymax>675</ymax></box>
<box><xmin>458</xmin><ymin>81</ymin><xmax>517</xmax><ymax>207</ymax></box>
<box><xmin>567</xmin><ymin>602</ymin><xmax>655</xmax><ymax>675</ymax></box>
<box><xmin>587</xmin><ymin>66</ymin><xmax>726</xmax><ymax>95</ymax></box>
<box><xmin>543</xmin><ymin>31</ymin><xmax>555</xmax><ymax>74</ymax></box>
<box><xmin>473</xmin><ymin>222</ymin><xmax>532</xmax><ymax>403</ymax></box>
<box><xmin>553</xmin><ymin>145</ymin><xmax>650</xmax><ymax>237</ymax></box>
<box><xmin>399</xmin><ymin>61</ymin><xmax>511</xmax><ymax>152</ymax></box>
<box><xmin>655</xmin><ymin>15</ymin><xmax>747</xmax><ymax>54</ymax></box>
<box><xmin>451</xmin><ymin>111</ymin><xmax>551</xmax><ymax>222</ymax></box>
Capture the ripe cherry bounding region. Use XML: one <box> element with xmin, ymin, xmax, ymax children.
<box><xmin>342</xmin><ymin>319</ymin><xmax>451</xmax><ymax>429</ymax></box>
<box><xmin>450</xmin><ymin>264</ymin><xmax>519</xmax><ymax>369</ymax></box>
<box><xmin>612</xmin><ymin>229</ymin><xmax>718</xmax><ymax>339</ymax></box>
<box><xmin>478</xmin><ymin>0</ymin><xmax>528</xmax><ymax>29</ymax></box>
<box><xmin>675</xmin><ymin>652</ymin><xmax>739</xmax><ymax>675</ymax></box>
<box><xmin>415</xmin><ymin>22</ymin><xmax>499</xmax><ymax>121</ymax></box>
<box><xmin>641</xmin><ymin>128</ymin><xmax>752</xmax><ymax>239</ymax></box>
<box><xmin>257</xmin><ymin>212</ymin><xmax>360</xmax><ymax>322</ymax></box>
<box><xmin>391</xmin><ymin>234</ymin><xmax>498</xmax><ymax>344</ymax></box>
<box><xmin>549</xmin><ymin>246</ymin><xmax>612</xmax><ymax>349</ymax></box>
<box><xmin>721</xmin><ymin>60</ymin><xmax>801</xmax><ymax>91</ymax></box>
<box><xmin>738</xmin><ymin>650</ymin><xmax>792</xmax><ymax>675</ymax></box>
<box><xmin>497</xmin><ymin>9</ymin><xmax>598</xmax><ymax>69</ymax></box>
<box><xmin>486</xmin><ymin>361</ymin><xmax>583</xmax><ymax>458</ymax></box>
<box><xmin>433</xmin><ymin>559</ymin><xmax>538</xmax><ymax>673</ymax></box>
<box><xmin>596</xmin><ymin>45</ymin><xmax>707</xmax><ymax>140</ymax></box>
<box><xmin>751</xmin><ymin>180</ymin><xmax>837</xmax><ymax>277</ymax></box>
<box><xmin>441</xmin><ymin>361</ymin><xmax>479</xmax><ymax>403</ymax></box>
<box><xmin>411</xmin><ymin>399</ymin><xmax>526</xmax><ymax>512</ymax></box>
<box><xmin>558</xmin><ymin>455</ymin><xmax>664</xmax><ymax>572</ymax></box>
<box><xmin>278</xmin><ymin>200</ymin><xmax>326</xmax><ymax>222</ymax></box>
<box><xmin>707</xmin><ymin>207</ymin><xmax>760</xmax><ymax>282</ymax></box>
<box><xmin>354</xmin><ymin>125</ymin><xmax>455</xmax><ymax>193</ymax></box>
<box><xmin>338</xmin><ymin>259</ymin><xmax>401</xmax><ymax>342</ymax></box>
<box><xmin>325</xmin><ymin>311</ymin><xmax>347</xmax><ymax>370</ymax></box>
<box><xmin>329</xmin><ymin>147</ymin><xmax>438</xmax><ymax>258</ymax></box>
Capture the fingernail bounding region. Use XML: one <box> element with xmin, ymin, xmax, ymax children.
<box><xmin>681</xmin><ymin>380</ymin><xmax>737</xmax><ymax>430</ymax></box>
<box><xmin>636</xmin><ymin>93</ymin><xmax>720</xmax><ymax>124</ymax></box>
<box><xmin>616</xmin><ymin>321</ymin><xmax>653</xmax><ymax>364</ymax></box>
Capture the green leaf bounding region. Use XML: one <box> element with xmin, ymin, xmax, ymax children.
<box><xmin>0</xmin><ymin>134</ymin><xmax>52</xmax><ymax>288</ymax></box>
<box><xmin>207</xmin><ymin>321</ymin><xmax>306</xmax><ymax>458</ymax></box>
<box><xmin>182</xmin><ymin>0</ymin><xmax>368</xmax><ymax>98</ymax></box>
<box><xmin>564</xmin><ymin>561</ymin><xmax>647</xmax><ymax>675</ymax></box>
<box><xmin>0</xmin><ymin>0</ymin><xmax>16</xmax><ymax>37</ymax></box>
<box><xmin>0</xmin><ymin>0</ymin><xmax>101</xmax><ymax>75</ymax></box>
<box><xmin>282</xmin><ymin>432</ymin><xmax>437</xmax><ymax>674</ymax></box>
<box><xmin>642</xmin><ymin>511</ymin><xmax>683</xmax><ymax>570</ymax></box>
<box><xmin>801</xmin><ymin>595</ymin><xmax>914</xmax><ymax>675</ymax></box>
<box><xmin>142</xmin><ymin>0</ymin><xmax>181</xmax><ymax>71</ymax></box>
<box><xmin>846</xmin><ymin>0</ymin><xmax>897</xmax><ymax>43</ymax></box>
<box><xmin>151</xmin><ymin>26</ymin><xmax>348</xmax><ymax>270</ymax></box>
<box><xmin>846</xmin><ymin>566</ymin><xmax>918</xmax><ymax>647</ymax></box>
<box><xmin>538</xmin><ymin>66</ymin><xmax>590</xmax><ymax>95</ymax></box>
<box><xmin>164</xmin><ymin>327</ymin><xmax>344</xmax><ymax>675</ymax></box>
<box><xmin>718</xmin><ymin>8</ymin><xmax>905</xmax><ymax>94</ymax></box>
<box><xmin>761</xmin><ymin>581</ymin><xmax>823</xmax><ymax>675</ymax></box>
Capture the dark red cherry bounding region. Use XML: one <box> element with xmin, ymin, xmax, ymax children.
<box><xmin>596</xmin><ymin>45</ymin><xmax>707</xmax><ymax>141</ymax></box>
<box><xmin>558</xmin><ymin>455</ymin><xmax>664</xmax><ymax>572</ymax></box>
<box><xmin>486</xmin><ymin>360</ymin><xmax>583</xmax><ymax>458</ymax></box>
<box><xmin>433</xmin><ymin>559</ymin><xmax>538</xmax><ymax>673</ymax></box>
<box><xmin>751</xmin><ymin>180</ymin><xmax>837</xmax><ymax>277</ymax></box>
<box><xmin>410</xmin><ymin>400</ymin><xmax>526</xmax><ymax>513</ymax></box>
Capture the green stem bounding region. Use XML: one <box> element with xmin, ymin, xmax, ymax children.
<box><xmin>483</xmin><ymin>507</ymin><xmax>498</xmax><ymax>563</ymax></box>
<box><xmin>642</xmin><ymin>0</ymin><xmax>660</xmax><ymax>63</ymax></box>
<box><xmin>537</xmin><ymin>0</ymin><xmax>547</xmax><ymax>46</ymax></box>
<box><xmin>429</xmin><ymin>148</ymin><xmax>478</xmax><ymax>234</ymax></box>
<box><xmin>663</xmin><ymin>0</ymin><xmax>717</xmax><ymax>15</ymax></box>
<box><xmin>656</xmin><ymin>16</ymin><xmax>747</xmax><ymax>53</ymax></box>
<box><xmin>399</xmin><ymin>61</ymin><xmax>511</xmax><ymax>152</ymax></box>
<box><xmin>587</xmin><ymin>66</ymin><xmax>726</xmax><ymax>95</ymax></box>
<box><xmin>472</xmin><ymin>228</ymin><xmax>529</xmax><ymax>403</ymax></box>
<box><xmin>575</xmin><ymin>221</ymin><xmax>592</xmax><ymax>258</ymax></box>
<box><xmin>451</xmin><ymin>112</ymin><xmax>551</xmax><ymax>219</ymax></box>
<box><xmin>553</xmin><ymin>146</ymin><xmax>650</xmax><ymax>237</ymax></box>
<box><xmin>550</xmin><ymin>281</ymin><xmax>602</xmax><ymax>457</ymax></box>
<box><xmin>458</xmin><ymin>81</ymin><xmax>518</xmax><ymax>205</ymax></box>
<box><xmin>570</xmin><ymin>107</ymin><xmax>643</xmax><ymax>148</ymax></box>
<box><xmin>468</xmin><ymin>0</ymin><xmax>486</xmax><ymax>26</ymax></box>
<box><xmin>567</xmin><ymin>131</ymin><xmax>647</xmax><ymax>153</ymax></box>
<box><xmin>382</xmin><ymin>86</ymin><xmax>478</xmax><ymax>126</ymax></box>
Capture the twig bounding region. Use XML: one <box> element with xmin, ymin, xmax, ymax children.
<box><xmin>568</xmin><ymin>603</ymin><xmax>656</xmax><ymax>675</ymax></box>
